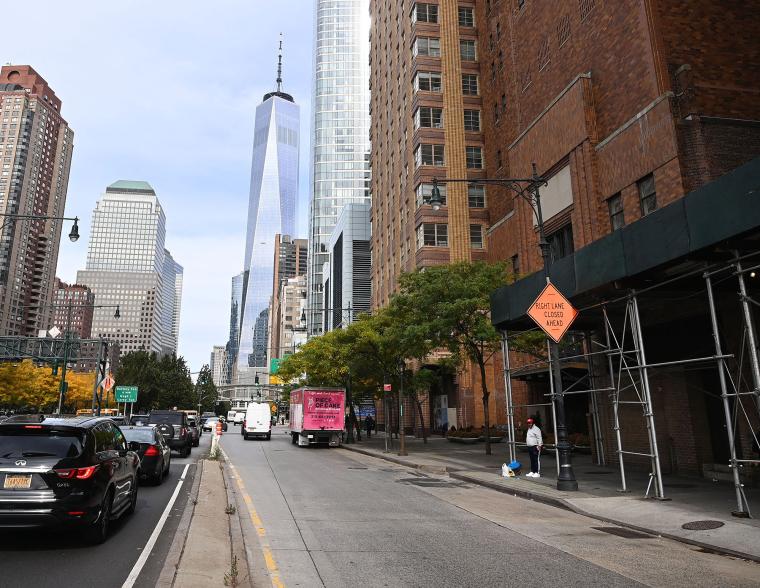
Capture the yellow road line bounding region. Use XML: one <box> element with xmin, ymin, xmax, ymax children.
<box><xmin>228</xmin><ymin>462</ymin><xmax>285</xmax><ymax>588</ymax></box>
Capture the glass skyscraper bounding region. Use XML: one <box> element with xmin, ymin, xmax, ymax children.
<box><xmin>77</xmin><ymin>181</ymin><xmax>182</xmax><ymax>355</ymax></box>
<box><xmin>236</xmin><ymin>68</ymin><xmax>300</xmax><ymax>383</ymax></box>
<box><xmin>306</xmin><ymin>0</ymin><xmax>371</xmax><ymax>337</ymax></box>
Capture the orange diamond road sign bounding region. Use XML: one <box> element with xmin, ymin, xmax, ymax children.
<box><xmin>527</xmin><ymin>282</ymin><xmax>578</xmax><ymax>343</ymax></box>
<box><xmin>101</xmin><ymin>374</ymin><xmax>115</xmax><ymax>392</ymax></box>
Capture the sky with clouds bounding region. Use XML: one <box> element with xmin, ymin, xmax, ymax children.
<box><xmin>3</xmin><ymin>0</ymin><xmax>315</xmax><ymax>372</ymax></box>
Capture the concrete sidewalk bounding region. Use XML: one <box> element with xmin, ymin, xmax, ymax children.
<box><xmin>342</xmin><ymin>433</ymin><xmax>760</xmax><ymax>562</ymax></box>
<box><xmin>168</xmin><ymin>459</ymin><xmax>251</xmax><ymax>587</ymax></box>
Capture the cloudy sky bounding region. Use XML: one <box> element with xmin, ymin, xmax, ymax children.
<box><xmin>3</xmin><ymin>0</ymin><xmax>315</xmax><ymax>371</ymax></box>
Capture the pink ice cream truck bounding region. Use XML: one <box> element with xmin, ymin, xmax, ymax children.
<box><xmin>289</xmin><ymin>387</ymin><xmax>345</xmax><ymax>447</ymax></box>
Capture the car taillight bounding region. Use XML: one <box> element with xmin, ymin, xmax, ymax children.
<box><xmin>24</xmin><ymin>425</ymin><xmax>43</xmax><ymax>429</ymax></box>
<box><xmin>55</xmin><ymin>465</ymin><xmax>99</xmax><ymax>480</ymax></box>
<box><xmin>144</xmin><ymin>445</ymin><xmax>159</xmax><ymax>457</ymax></box>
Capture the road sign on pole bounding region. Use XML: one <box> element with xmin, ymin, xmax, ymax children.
<box><xmin>527</xmin><ymin>282</ymin><xmax>578</xmax><ymax>343</ymax></box>
<box><xmin>102</xmin><ymin>374</ymin><xmax>115</xmax><ymax>393</ymax></box>
<box><xmin>115</xmin><ymin>385</ymin><xmax>138</xmax><ymax>403</ymax></box>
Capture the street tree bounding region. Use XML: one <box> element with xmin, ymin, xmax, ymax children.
<box><xmin>394</xmin><ymin>261</ymin><xmax>510</xmax><ymax>455</ymax></box>
<box><xmin>194</xmin><ymin>364</ymin><xmax>218</xmax><ymax>412</ymax></box>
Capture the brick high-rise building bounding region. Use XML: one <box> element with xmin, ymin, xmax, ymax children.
<box><xmin>51</xmin><ymin>279</ymin><xmax>94</xmax><ymax>339</ymax></box>
<box><xmin>369</xmin><ymin>1</ymin><xmax>488</xmax><ymax>431</ymax></box>
<box><xmin>482</xmin><ymin>0</ymin><xmax>760</xmax><ymax>492</ymax></box>
<box><xmin>0</xmin><ymin>66</ymin><xmax>74</xmax><ymax>337</ymax></box>
<box><xmin>268</xmin><ymin>234</ymin><xmax>307</xmax><ymax>366</ymax></box>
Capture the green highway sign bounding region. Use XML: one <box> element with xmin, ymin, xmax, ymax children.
<box><xmin>115</xmin><ymin>386</ymin><xmax>138</xmax><ymax>403</ymax></box>
<box><xmin>270</xmin><ymin>357</ymin><xmax>282</xmax><ymax>375</ymax></box>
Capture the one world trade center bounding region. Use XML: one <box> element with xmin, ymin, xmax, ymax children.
<box><xmin>236</xmin><ymin>44</ymin><xmax>299</xmax><ymax>384</ymax></box>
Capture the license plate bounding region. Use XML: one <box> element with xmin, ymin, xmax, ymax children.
<box><xmin>4</xmin><ymin>474</ymin><xmax>32</xmax><ymax>489</ymax></box>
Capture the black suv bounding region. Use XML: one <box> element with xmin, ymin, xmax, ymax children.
<box><xmin>148</xmin><ymin>410</ymin><xmax>192</xmax><ymax>457</ymax></box>
<box><xmin>0</xmin><ymin>416</ymin><xmax>140</xmax><ymax>543</ymax></box>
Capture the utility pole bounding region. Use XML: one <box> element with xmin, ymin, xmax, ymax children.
<box><xmin>57</xmin><ymin>299</ymin><xmax>73</xmax><ymax>414</ymax></box>
<box><xmin>398</xmin><ymin>359</ymin><xmax>407</xmax><ymax>456</ymax></box>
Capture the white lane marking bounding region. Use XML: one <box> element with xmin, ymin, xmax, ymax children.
<box><xmin>122</xmin><ymin>463</ymin><xmax>191</xmax><ymax>588</ymax></box>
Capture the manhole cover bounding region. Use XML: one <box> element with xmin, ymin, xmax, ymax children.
<box><xmin>682</xmin><ymin>520</ymin><xmax>725</xmax><ymax>531</ymax></box>
<box><xmin>592</xmin><ymin>526</ymin><xmax>652</xmax><ymax>539</ymax></box>
<box><xmin>664</xmin><ymin>483</ymin><xmax>696</xmax><ymax>489</ymax></box>
<box><xmin>583</xmin><ymin>471</ymin><xmax>614</xmax><ymax>475</ymax></box>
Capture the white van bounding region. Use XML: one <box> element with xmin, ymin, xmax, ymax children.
<box><xmin>242</xmin><ymin>402</ymin><xmax>272</xmax><ymax>440</ymax></box>
<box><xmin>227</xmin><ymin>410</ymin><xmax>237</xmax><ymax>423</ymax></box>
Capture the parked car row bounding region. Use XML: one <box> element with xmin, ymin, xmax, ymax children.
<box><xmin>0</xmin><ymin>408</ymin><xmax>202</xmax><ymax>544</ymax></box>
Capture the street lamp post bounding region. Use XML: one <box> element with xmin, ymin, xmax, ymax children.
<box><xmin>430</xmin><ymin>163</ymin><xmax>578</xmax><ymax>491</ymax></box>
<box><xmin>0</xmin><ymin>213</ymin><xmax>81</xmax><ymax>242</ymax></box>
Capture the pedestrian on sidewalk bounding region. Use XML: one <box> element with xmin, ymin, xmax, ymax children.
<box><xmin>525</xmin><ymin>418</ymin><xmax>543</xmax><ymax>478</ymax></box>
<box><xmin>365</xmin><ymin>415</ymin><xmax>375</xmax><ymax>438</ymax></box>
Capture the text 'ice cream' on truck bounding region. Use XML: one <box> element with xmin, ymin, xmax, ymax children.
<box><xmin>289</xmin><ymin>387</ymin><xmax>346</xmax><ymax>447</ymax></box>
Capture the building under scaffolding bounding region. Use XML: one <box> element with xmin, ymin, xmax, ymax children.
<box><xmin>492</xmin><ymin>158</ymin><xmax>760</xmax><ymax>517</ymax></box>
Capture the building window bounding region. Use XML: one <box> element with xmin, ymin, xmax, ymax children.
<box><xmin>462</xmin><ymin>74</ymin><xmax>479</xmax><ymax>95</ymax></box>
<box><xmin>511</xmin><ymin>254</ymin><xmax>520</xmax><ymax>276</ymax></box>
<box><xmin>468</xmin><ymin>184</ymin><xmax>486</xmax><ymax>208</ymax></box>
<box><xmin>458</xmin><ymin>7</ymin><xmax>474</xmax><ymax>27</ymax></box>
<box><xmin>493</xmin><ymin>102</ymin><xmax>500</xmax><ymax>123</ymax></box>
<box><xmin>466</xmin><ymin>146</ymin><xmax>483</xmax><ymax>169</ymax></box>
<box><xmin>415</xmin><ymin>71</ymin><xmax>443</xmax><ymax>92</ymax></box>
<box><xmin>414</xmin><ymin>37</ymin><xmax>441</xmax><ymax>57</ymax></box>
<box><xmin>501</xmin><ymin>93</ymin><xmax>507</xmax><ymax>112</ymax></box>
<box><xmin>414</xmin><ymin>3</ymin><xmax>439</xmax><ymax>23</ymax></box>
<box><xmin>608</xmin><ymin>193</ymin><xmax>625</xmax><ymax>230</ymax></box>
<box><xmin>496</xmin><ymin>149</ymin><xmax>503</xmax><ymax>168</ymax></box>
<box><xmin>415</xmin><ymin>106</ymin><xmax>443</xmax><ymax>129</ymax></box>
<box><xmin>417</xmin><ymin>183</ymin><xmax>447</xmax><ymax>207</ymax></box>
<box><xmin>580</xmin><ymin>0</ymin><xmax>596</xmax><ymax>21</ymax></box>
<box><xmin>638</xmin><ymin>174</ymin><xmax>657</xmax><ymax>216</ymax></box>
<box><xmin>517</xmin><ymin>0</ymin><xmax>526</xmax><ymax>9</ymax></box>
<box><xmin>460</xmin><ymin>40</ymin><xmax>477</xmax><ymax>61</ymax></box>
<box><xmin>557</xmin><ymin>14</ymin><xmax>571</xmax><ymax>46</ymax></box>
<box><xmin>470</xmin><ymin>225</ymin><xmax>484</xmax><ymax>248</ymax></box>
<box><xmin>415</xmin><ymin>144</ymin><xmax>445</xmax><ymax>167</ymax></box>
<box><xmin>418</xmin><ymin>223</ymin><xmax>449</xmax><ymax>247</ymax></box>
<box><xmin>547</xmin><ymin>223</ymin><xmax>574</xmax><ymax>262</ymax></box>
<box><xmin>463</xmin><ymin>109</ymin><xmax>481</xmax><ymax>131</ymax></box>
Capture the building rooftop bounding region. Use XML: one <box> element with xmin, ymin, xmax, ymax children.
<box><xmin>106</xmin><ymin>180</ymin><xmax>156</xmax><ymax>194</ymax></box>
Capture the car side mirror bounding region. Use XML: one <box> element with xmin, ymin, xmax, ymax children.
<box><xmin>128</xmin><ymin>441</ymin><xmax>141</xmax><ymax>452</ymax></box>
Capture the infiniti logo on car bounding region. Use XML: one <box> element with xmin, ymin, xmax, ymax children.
<box><xmin>15</xmin><ymin>459</ymin><xmax>27</xmax><ymax>466</ymax></box>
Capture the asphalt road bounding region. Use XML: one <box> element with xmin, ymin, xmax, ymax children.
<box><xmin>222</xmin><ymin>426</ymin><xmax>760</xmax><ymax>588</ymax></box>
<box><xmin>0</xmin><ymin>431</ymin><xmax>209</xmax><ymax>588</ymax></box>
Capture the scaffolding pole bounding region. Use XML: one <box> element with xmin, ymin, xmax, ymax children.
<box><xmin>585</xmin><ymin>333</ymin><xmax>606</xmax><ymax>466</ymax></box>
<box><xmin>736</xmin><ymin>259</ymin><xmax>760</xmax><ymax>413</ymax></box>
<box><xmin>500</xmin><ymin>331</ymin><xmax>516</xmax><ymax>463</ymax></box>
<box><xmin>630</xmin><ymin>295</ymin><xmax>666</xmax><ymax>500</ymax></box>
<box><xmin>604</xmin><ymin>305</ymin><xmax>629</xmax><ymax>492</ymax></box>
<box><xmin>705</xmin><ymin>273</ymin><xmax>751</xmax><ymax>517</ymax></box>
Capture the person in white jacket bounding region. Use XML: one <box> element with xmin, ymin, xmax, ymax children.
<box><xmin>525</xmin><ymin>418</ymin><xmax>543</xmax><ymax>477</ymax></box>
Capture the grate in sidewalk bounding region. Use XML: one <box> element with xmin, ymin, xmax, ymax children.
<box><xmin>681</xmin><ymin>520</ymin><xmax>725</xmax><ymax>531</ymax></box>
<box><xmin>397</xmin><ymin>477</ymin><xmax>466</xmax><ymax>488</ymax></box>
<box><xmin>592</xmin><ymin>526</ymin><xmax>653</xmax><ymax>539</ymax></box>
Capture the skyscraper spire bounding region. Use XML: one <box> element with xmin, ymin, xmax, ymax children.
<box><xmin>276</xmin><ymin>33</ymin><xmax>283</xmax><ymax>93</ymax></box>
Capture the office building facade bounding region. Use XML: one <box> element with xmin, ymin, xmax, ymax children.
<box><xmin>210</xmin><ymin>344</ymin><xmax>228</xmax><ymax>386</ymax></box>
<box><xmin>322</xmin><ymin>202</ymin><xmax>371</xmax><ymax>331</ymax></box>
<box><xmin>236</xmin><ymin>64</ymin><xmax>300</xmax><ymax>384</ymax></box>
<box><xmin>306</xmin><ymin>0</ymin><xmax>371</xmax><ymax>337</ymax></box>
<box><xmin>226</xmin><ymin>272</ymin><xmax>244</xmax><ymax>385</ymax></box>
<box><xmin>77</xmin><ymin>181</ymin><xmax>181</xmax><ymax>355</ymax></box>
<box><xmin>0</xmin><ymin>65</ymin><xmax>74</xmax><ymax>337</ymax></box>
<box><xmin>51</xmin><ymin>279</ymin><xmax>94</xmax><ymax>338</ymax></box>
<box><xmin>268</xmin><ymin>234</ymin><xmax>307</xmax><ymax>366</ymax></box>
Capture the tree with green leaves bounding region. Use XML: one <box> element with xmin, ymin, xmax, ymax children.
<box><xmin>115</xmin><ymin>351</ymin><xmax>195</xmax><ymax>412</ymax></box>
<box><xmin>194</xmin><ymin>364</ymin><xmax>218</xmax><ymax>412</ymax></box>
<box><xmin>393</xmin><ymin>261</ymin><xmax>510</xmax><ymax>455</ymax></box>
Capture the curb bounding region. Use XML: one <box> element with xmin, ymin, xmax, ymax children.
<box><xmin>156</xmin><ymin>463</ymin><xmax>203</xmax><ymax>588</ymax></box>
<box><xmin>342</xmin><ymin>444</ymin><xmax>449</xmax><ymax>475</ymax></box>
<box><xmin>221</xmin><ymin>461</ymin><xmax>253</xmax><ymax>588</ymax></box>
<box><xmin>343</xmin><ymin>445</ymin><xmax>760</xmax><ymax>564</ymax></box>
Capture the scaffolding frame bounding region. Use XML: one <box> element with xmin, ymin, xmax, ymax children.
<box><xmin>499</xmin><ymin>252</ymin><xmax>760</xmax><ymax>516</ymax></box>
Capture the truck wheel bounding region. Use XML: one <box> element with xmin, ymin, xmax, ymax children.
<box><xmin>291</xmin><ymin>433</ymin><xmax>296</xmax><ymax>445</ymax></box>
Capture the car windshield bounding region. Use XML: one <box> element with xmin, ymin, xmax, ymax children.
<box><xmin>0</xmin><ymin>430</ymin><xmax>84</xmax><ymax>458</ymax></box>
<box><xmin>122</xmin><ymin>428</ymin><xmax>156</xmax><ymax>444</ymax></box>
<box><xmin>206</xmin><ymin>418</ymin><xmax>218</xmax><ymax>423</ymax></box>
<box><xmin>148</xmin><ymin>413</ymin><xmax>183</xmax><ymax>425</ymax></box>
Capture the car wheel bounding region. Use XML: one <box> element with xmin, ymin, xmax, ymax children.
<box><xmin>182</xmin><ymin>444</ymin><xmax>190</xmax><ymax>458</ymax></box>
<box><xmin>126</xmin><ymin>478</ymin><xmax>138</xmax><ymax>514</ymax></box>
<box><xmin>85</xmin><ymin>490</ymin><xmax>112</xmax><ymax>545</ymax></box>
<box><xmin>164</xmin><ymin>457</ymin><xmax>171</xmax><ymax>477</ymax></box>
<box><xmin>266</xmin><ymin>432</ymin><xmax>271</xmax><ymax>440</ymax></box>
